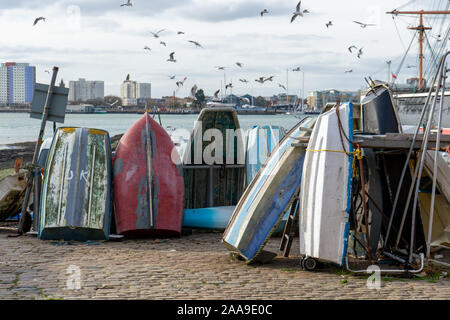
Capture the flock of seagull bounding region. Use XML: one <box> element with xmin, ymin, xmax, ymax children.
<box><xmin>31</xmin><ymin>0</ymin><xmax>379</xmax><ymax>99</ymax></box>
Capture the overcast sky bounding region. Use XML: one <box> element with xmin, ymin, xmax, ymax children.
<box><xmin>0</xmin><ymin>0</ymin><xmax>447</xmax><ymax>98</ymax></box>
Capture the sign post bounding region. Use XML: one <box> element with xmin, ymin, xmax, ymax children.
<box><xmin>18</xmin><ymin>66</ymin><xmax>67</xmax><ymax>234</ymax></box>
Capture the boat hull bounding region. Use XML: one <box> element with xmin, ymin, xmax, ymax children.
<box><xmin>0</xmin><ymin>171</ymin><xmax>27</xmax><ymax>220</ymax></box>
<box><xmin>38</xmin><ymin>127</ymin><xmax>112</xmax><ymax>241</ymax></box>
<box><xmin>299</xmin><ymin>103</ymin><xmax>353</xmax><ymax>266</ymax></box>
<box><xmin>223</xmin><ymin>117</ymin><xmax>316</xmax><ymax>262</ymax></box>
<box><xmin>113</xmin><ymin>113</ymin><xmax>184</xmax><ymax>237</ymax></box>
<box><xmin>183</xmin><ymin>107</ymin><xmax>245</xmax><ymax>209</ymax></box>
<box><xmin>245</xmin><ymin>125</ymin><xmax>285</xmax><ymax>187</ymax></box>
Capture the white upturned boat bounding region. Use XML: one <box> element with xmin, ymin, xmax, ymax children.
<box><xmin>299</xmin><ymin>102</ymin><xmax>354</xmax><ymax>270</ymax></box>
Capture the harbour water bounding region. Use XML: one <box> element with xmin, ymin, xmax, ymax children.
<box><xmin>0</xmin><ymin>111</ymin><xmax>429</xmax><ymax>147</ymax></box>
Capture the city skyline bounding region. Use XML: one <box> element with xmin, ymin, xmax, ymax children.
<box><xmin>0</xmin><ymin>0</ymin><xmax>440</xmax><ymax>98</ymax></box>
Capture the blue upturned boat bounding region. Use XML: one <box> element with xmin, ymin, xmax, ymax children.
<box><xmin>38</xmin><ymin>127</ymin><xmax>112</xmax><ymax>241</ymax></box>
<box><xmin>222</xmin><ymin>117</ymin><xmax>316</xmax><ymax>262</ymax></box>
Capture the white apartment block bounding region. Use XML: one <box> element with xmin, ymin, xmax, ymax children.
<box><xmin>69</xmin><ymin>78</ymin><xmax>104</xmax><ymax>102</ymax></box>
<box><xmin>0</xmin><ymin>62</ymin><xmax>36</xmax><ymax>105</ymax></box>
<box><xmin>121</xmin><ymin>79</ymin><xmax>151</xmax><ymax>106</ymax></box>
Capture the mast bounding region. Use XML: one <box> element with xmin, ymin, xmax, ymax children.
<box><xmin>387</xmin><ymin>9</ymin><xmax>450</xmax><ymax>90</ymax></box>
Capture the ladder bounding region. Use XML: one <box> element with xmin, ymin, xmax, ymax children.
<box><xmin>279</xmin><ymin>196</ymin><xmax>300</xmax><ymax>257</ymax></box>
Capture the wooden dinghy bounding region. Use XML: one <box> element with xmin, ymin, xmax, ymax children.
<box><xmin>299</xmin><ymin>103</ymin><xmax>354</xmax><ymax>267</ymax></box>
<box><xmin>245</xmin><ymin>125</ymin><xmax>285</xmax><ymax>187</ymax></box>
<box><xmin>113</xmin><ymin>113</ymin><xmax>184</xmax><ymax>237</ymax></box>
<box><xmin>0</xmin><ymin>170</ymin><xmax>27</xmax><ymax>220</ymax></box>
<box><xmin>223</xmin><ymin>117</ymin><xmax>316</xmax><ymax>262</ymax></box>
<box><xmin>183</xmin><ymin>107</ymin><xmax>245</xmax><ymax>209</ymax></box>
<box><xmin>38</xmin><ymin>127</ymin><xmax>112</xmax><ymax>241</ymax></box>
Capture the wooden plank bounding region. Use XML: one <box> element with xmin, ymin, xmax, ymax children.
<box><xmin>291</xmin><ymin>133</ymin><xmax>450</xmax><ymax>150</ymax></box>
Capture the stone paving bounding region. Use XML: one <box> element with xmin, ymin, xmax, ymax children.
<box><xmin>0</xmin><ymin>227</ymin><xmax>448</xmax><ymax>300</ymax></box>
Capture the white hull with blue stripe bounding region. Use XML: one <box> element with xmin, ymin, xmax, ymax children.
<box><xmin>223</xmin><ymin>117</ymin><xmax>316</xmax><ymax>262</ymax></box>
<box><xmin>299</xmin><ymin>103</ymin><xmax>354</xmax><ymax>266</ymax></box>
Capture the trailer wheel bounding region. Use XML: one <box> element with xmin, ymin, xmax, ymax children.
<box><xmin>303</xmin><ymin>257</ymin><xmax>318</xmax><ymax>271</ymax></box>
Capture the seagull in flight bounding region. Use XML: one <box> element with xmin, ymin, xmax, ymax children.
<box><xmin>191</xmin><ymin>84</ymin><xmax>198</xmax><ymax>97</ymax></box>
<box><xmin>353</xmin><ymin>21</ymin><xmax>376</xmax><ymax>28</ymax></box>
<box><xmin>169</xmin><ymin>75</ymin><xmax>176</xmax><ymax>79</ymax></box>
<box><xmin>348</xmin><ymin>45</ymin><xmax>358</xmax><ymax>53</ymax></box>
<box><xmin>239</xmin><ymin>79</ymin><xmax>248</xmax><ymax>83</ymax></box>
<box><xmin>292</xmin><ymin>67</ymin><xmax>301</xmax><ymax>72</ymax></box>
<box><xmin>188</xmin><ymin>40</ymin><xmax>203</xmax><ymax>48</ymax></box>
<box><xmin>177</xmin><ymin>31</ymin><xmax>185</xmax><ymax>35</ymax></box>
<box><xmin>225</xmin><ymin>83</ymin><xmax>233</xmax><ymax>90</ymax></box>
<box><xmin>33</xmin><ymin>17</ymin><xmax>46</xmax><ymax>26</ymax></box>
<box><xmin>120</xmin><ymin>0</ymin><xmax>133</xmax><ymax>7</ymax></box>
<box><xmin>144</xmin><ymin>46</ymin><xmax>151</xmax><ymax>51</ymax></box>
<box><xmin>215</xmin><ymin>66</ymin><xmax>225</xmax><ymax>70</ymax></box>
<box><xmin>345</xmin><ymin>69</ymin><xmax>353</xmax><ymax>73</ymax></box>
<box><xmin>167</xmin><ymin>52</ymin><xmax>176</xmax><ymax>62</ymax></box>
<box><xmin>255</xmin><ymin>77</ymin><xmax>265</xmax><ymax>84</ymax></box>
<box><xmin>44</xmin><ymin>70</ymin><xmax>50</xmax><ymax>74</ymax></box>
<box><xmin>357</xmin><ymin>48</ymin><xmax>363</xmax><ymax>59</ymax></box>
<box><xmin>160</xmin><ymin>41</ymin><xmax>167</xmax><ymax>46</ymax></box>
<box><xmin>291</xmin><ymin>1</ymin><xmax>306</xmax><ymax>23</ymax></box>
<box><xmin>236</xmin><ymin>62</ymin><xmax>243</xmax><ymax>68</ymax></box>
<box><xmin>261</xmin><ymin>9</ymin><xmax>268</xmax><ymax>16</ymax></box>
<box><xmin>279</xmin><ymin>84</ymin><xmax>287</xmax><ymax>90</ymax></box>
<box><xmin>214</xmin><ymin>89</ymin><xmax>220</xmax><ymax>99</ymax></box>
<box><xmin>264</xmin><ymin>76</ymin><xmax>274</xmax><ymax>82</ymax></box>
<box><xmin>150</xmin><ymin>29</ymin><xmax>165</xmax><ymax>38</ymax></box>
<box><xmin>326</xmin><ymin>21</ymin><xmax>333</xmax><ymax>28</ymax></box>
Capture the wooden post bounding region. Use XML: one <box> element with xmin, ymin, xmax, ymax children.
<box><xmin>18</xmin><ymin>66</ymin><xmax>59</xmax><ymax>234</ymax></box>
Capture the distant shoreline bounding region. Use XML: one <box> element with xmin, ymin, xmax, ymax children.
<box><xmin>0</xmin><ymin>109</ymin><xmax>281</xmax><ymax>115</ymax></box>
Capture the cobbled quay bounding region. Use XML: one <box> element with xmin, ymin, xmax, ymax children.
<box><xmin>0</xmin><ymin>228</ymin><xmax>448</xmax><ymax>300</ymax></box>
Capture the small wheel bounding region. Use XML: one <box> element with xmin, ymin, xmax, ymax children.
<box><xmin>303</xmin><ymin>257</ymin><xmax>318</xmax><ymax>271</ymax></box>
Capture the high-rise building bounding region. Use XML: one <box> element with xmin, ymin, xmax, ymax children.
<box><xmin>120</xmin><ymin>77</ymin><xmax>151</xmax><ymax>106</ymax></box>
<box><xmin>0</xmin><ymin>62</ymin><xmax>36</xmax><ymax>105</ymax></box>
<box><xmin>307</xmin><ymin>89</ymin><xmax>360</xmax><ymax>111</ymax></box>
<box><xmin>68</xmin><ymin>78</ymin><xmax>104</xmax><ymax>102</ymax></box>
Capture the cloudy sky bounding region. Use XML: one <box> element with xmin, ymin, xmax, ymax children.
<box><xmin>0</xmin><ymin>0</ymin><xmax>448</xmax><ymax>98</ymax></box>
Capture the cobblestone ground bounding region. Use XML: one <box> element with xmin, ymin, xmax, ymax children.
<box><xmin>0</xmin><ymin>227</ymin><xmax>448</xmax><ymax>300</ymax></box>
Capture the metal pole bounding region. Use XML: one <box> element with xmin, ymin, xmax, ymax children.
<box><xmin>383</xmin><ymin>55</ymin><xmax>443</xmax><ymax>249</ymax></box>
<box><xmin>427</xmin><ymin>62</ymin><xmax>447</xmax><ymax>259</ymax></box>
<box><xmin>408</xmin><ymin>53</ymin><xmax>448</xmax><ymax>264</ymax></box>
<box><xmin>18</xmin><ymin>66</ymin><xmax>59</xmax><ymax>234</ymax></box>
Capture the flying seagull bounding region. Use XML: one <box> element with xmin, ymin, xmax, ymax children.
<box><xmin>353</xmin><ymin>21</ymin><xmax>376</xmax><ymax>28</ymax></box>
<box><xmin>214</xmin><ymin>89</ymin><xmax>220</xmax><ymax>98</ymax></box>
<box><xmin>215</xmin><ymin>66</ymin><xmax>225</xmax><ymax>70</ymax></box>
<box><xmin>120</xmin><ymin>0</ymin><xmax>133</xmax><ymax>7</ymax></box>
<box><xmin>261</xmin><ymin>9</ymin><xmax>268</xmax><ymax>16</ymax></box>
<box><xmin>160</xmin><ymin>41</ymin><xmax>166</xmax><ymax>46</ymax></box>
<box><xmin>169</xmin><ymin>75</ymin><xmax>176</xmax><ymax>79</ymax></box>
<box><xmin>348</xmin><ymin>45</ymin><xmax>357</xmax><ymax>53</ymax></box>
<box><xmin>255</xmin><ymin>77</ymin><xmax>265</xmax><ymax>84</ymax></box>
<box><xmin>292</xmin><ymin>67</ymin><xmax>301</xmax><ymax>72</ymax></box>
<box><xmin>279</xmin><ymin>84</ymin><xmax>287</xmax><ymax>90</ymax></box>
<box><xmin>239</xmin><ymin>79</ymin><xmax>248</xmax><ymax>83</ymax></box>
<box><xmin>191</xmin><ymin>84</ymin><xmax>198</xmax><ymax>97</ymax></box>
<box><xmin>264</xmin><ymin>76</ymin><xmax>274</xmax><ymax>82</ymax></box>
<box><xmin>188</xmin><ymin>40</ymin><xmax>203</xmax><ymax>48</ymax></box>
<box><xmin>240</xmin><ymin>97</ymin><xmax>250</xmax><ymax>104</ymax></box>
<box><xmin>176</xmin><ymin>81</ymin><xmax>183</xmax><ymax>88</ymax></box>
<box><xmin>144</xmin><ymin>46</ymin><xmax>151</xmax><ymax>51</ymax></box>
<box><xmin>44</xmin><ymin>70</ymin><xmax>50</xmax><ymax>74</ymax></box>
<box><xmin>357</xmin><ymin>48</ymin><xmax>363</xmax><ymax>59</ymax></box>
<box><xmin>150</xmin><ymin>29</ymin><xmax>165</xmax><ymax>38</ymax></box>
<box><xmin>33</xmin><ymin>17</ymin><xmax>46</xmax><ymax>26</ymax></box>
<box><xmin>326</xmin><ymin>21</ymin><xmax>333</xmax><ymax>28</ymax></box>
<box><xmin>291</xmin><ymin>1</ymin><xmax>304</xmax><ymax>23</ymax></box>
<box><xmin>236</xmin><ymin>62</ymin><xmax>243</xmax><ymax>68</ymax></box>
<box><xmin>177</xmin><ymin>31</ymin><xmax>185</xmax><ymax>35</ymax></box>
<box><xmin>167</xmin><ymin>52</ymin><xmax>176</xmax><ymax>62</ymax></box>
<box><xmin>345</xmin><ymin>69</ymin><xmax>353</xmax><ymax>73</ymax></box>
<box><xmin>225</xmin><ymin>83</ymin><xmax>233</xmax><ymax>90</ymax></box>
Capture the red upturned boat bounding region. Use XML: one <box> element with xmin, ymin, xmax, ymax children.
<box><xmin>113</xmin><ymin>112</ymin><xmax>184</xmax><ymax>237</ymax></box>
